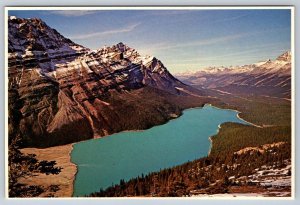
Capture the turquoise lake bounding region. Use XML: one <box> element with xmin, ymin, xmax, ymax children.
<box><xmin>71</xmin><ymin>104</ymin><xmax>248</xmax><ymax>196</ymax></box>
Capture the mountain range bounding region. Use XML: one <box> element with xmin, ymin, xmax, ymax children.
<box><xmin>8</xmin><ymin>16</ymin><xmax>207</xmax><ymax>147</ymax></box>
<box><xmin>176</xmin><ymin>52</ymin><xmax>291</xmax><ymax>99</ymax></box>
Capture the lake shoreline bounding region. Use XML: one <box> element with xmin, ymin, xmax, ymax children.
<box><xmin>206</xmin><ymin>103</ymin><xmax>262</xmax><ymax>128</ymax></box>
<box><xmin>83</xmin><ymin>106</ymin><xmax>206</xmax><ymax>142</ymax></box>
<box><xmin>206</xmin><ymin>103</ymin><xmax>260</xmax><ymax>156</ymax></box>
<box><xmin>20</xmin><ymin>144</ymin><xmax>76</xmax><ymax>197</ymax></box>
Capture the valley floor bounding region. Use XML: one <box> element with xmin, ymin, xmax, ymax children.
<box><xmin>19</xmin><ymin>144</ymin><xmax>76</xmax><ymax>197</ymax></box>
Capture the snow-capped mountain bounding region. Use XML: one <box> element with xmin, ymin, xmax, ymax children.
<box><xmin>176</xmin><ymin>52</ymin><xmax>291</xmax><ymax>98</ymax></box>
<box><xmin>8</xmin><ymin>16</ymin><xmax>88</xmax><ymax>72</ymax></box>
<box><xmin>8</xmin><ymin>16</ymin><xmax>205</xmax><ymax>147</ymax></box>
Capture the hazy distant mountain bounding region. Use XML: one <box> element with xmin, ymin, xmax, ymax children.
<box><xmin>8</xmin><ymin>16</ymin><xmax>206</xmax><ymax>147</ymax></box>
<box><xmin>176</xmin><ymin>52</ymin><xmax>291</xmax><ymax>99</ymax></box>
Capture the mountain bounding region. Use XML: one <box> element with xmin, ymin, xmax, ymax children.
<box><xmin>176</xmin><ymin>52</ymin><xmax>291</xmax><ymax>99</ymax></box>
<box><xmin>8</xmin><ymin>16</ymin><xmax>207</xmax><ymax>147</ymax></box>
<box><xmin>8</xmin><ymin>16</ymin><xmax>88</xmax><ymax>71</ymax></box>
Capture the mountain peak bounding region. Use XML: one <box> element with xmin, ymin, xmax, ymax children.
<box><xmin>9</xmin><ymin>16</ymin><xmax>17</xmax><ymax>20</ymax></box>
<box><xmin>276</xmin><ymin>51</ymin><xmax>291</xmax><ymax>62</ymax></box>
<box><xmin>8</xmin><ymin>16</ymin><xmax>186</xmax><ymax>94</ymax></box>
<box><xmin>116</xmin><ymin>42</ymin><xmax>125</xmax><ymax>47</ymax></box>
<box><xmin>8</xmin><ymin>16</ymin><xmax>89</xmax><ymax>72</ymax></box>
<box><xmin>8</xmin><ymin>16</ymin><xmax>86</xmax><ymax>53</ymax></box>
<box><xmin>115</xmin><ymin>42</ymin><xmax>129</xmax><ymax>52</ymax></box>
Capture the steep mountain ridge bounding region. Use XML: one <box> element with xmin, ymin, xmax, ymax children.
<box><xmin>176</xmin><ymin>52</ymin><xmax>291</xmax><ymax>98</ymax></box>
<box><xmin>8</xmin><ymin>16</ymin><xmax>87</xmax><ymax>72</ymax></box>
<box><xmin>8</xmin><ymin>16</ymin><xmax>207</xmax><ymax>147</ymax></box>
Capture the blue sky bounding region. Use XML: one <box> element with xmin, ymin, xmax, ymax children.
<box><xmin>8</xmin><ymin>9</ymin><xmax>291</xmax><ymax>73</ymax></box>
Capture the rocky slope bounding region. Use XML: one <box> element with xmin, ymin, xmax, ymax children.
<box><xmin>176</xmin><ymin>52</ymin><xmax>292</xmax><ymax>99</ymax></box>
<box><xmin>8</xmin><ymin>16</ymin><xmax>207</xmax><ymax>147</ymax></box>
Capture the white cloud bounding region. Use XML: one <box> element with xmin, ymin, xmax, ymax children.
<box><xmin>69</xmin><ymin>23</ymin><xmax>140</xmax><ymax>40</ymax></box>
<box><xmin>49</xmin><ymin>10</ymin><xmax>96</xmax><ymax>17</ymax></box>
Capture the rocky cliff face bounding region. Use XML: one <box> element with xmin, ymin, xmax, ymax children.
<box><xmin>176</xmin><ymin>52</ymin><xmax>292</xmax><ymax>98</ymax></box>
<box><xmin>8</xmin><ymin>16</ymin><xmax>206</xmax><ymax>147</ymax></box>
